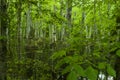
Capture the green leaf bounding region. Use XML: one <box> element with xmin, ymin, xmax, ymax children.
<box><xmin>63</xmin><ymin>56</ymin><xmax>73</xmax><ymax>64</ymax></box>
<box><xmin>116</xmin><ymin>49</ymin><xmax>120</xmax><ymax>57</ymax></box>
<box><xmin>107</xmin><ymin>64</ymin><xmax>116</xmax><ymax>77</ymax></box>
<box><xmin>55</xmin><ymin>56</ymin><xmax>73</xmax><ymax>69</ymax></box>
<box><xmin>110</xmin><ymin>47</ymin><xmax>117</xmax><ymax>52</ymax></box>
<box><xmin>67</xmin><ymin>71</ymin><xmax>77</xmax><ymax>80</ymax></box>
<box><xmin>98</xmin><ymin>62</ymin><xmax>106</xmax><ymax>69</ymax></box>
<box><xmin>50</xmin><ymin>50</ymin><xmax>66</xmax><ymax>60</ymax></box>
<box><xmin>0</xmin><ymin>36</ymin><xmax>5</xmax><ymax>40</ymax></box>
<box><xmin>73</xmin><ymin>64</ymin><xmax>86</xmax><ymax>77</ymax></box>
<box><xmin>55</xmin><ymin>59</ymin><xmax>65</xmax><ymax>69</ymax></box>
<box><xmin>85</xmin><ymin>66</ymin><xmax>98</xmax><ymax>80</ymax></box>
<box><xmin>62</xmin><ymin>64</ymin><xmax>85</xmax><ymax>77</ymax></box>
<box><xmin>62</xmin><ymin>65</ymin><xmax>72</xmax><ymax>75</ymax></box>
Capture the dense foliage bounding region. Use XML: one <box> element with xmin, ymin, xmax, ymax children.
<box><xmin>0</xmin><ymin>0</ymin><xmax>120</xmax><ymax>80</ymax></box>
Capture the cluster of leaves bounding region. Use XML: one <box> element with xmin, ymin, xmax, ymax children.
<box><xmin>51</xmin><ymin>43</ymin><xmax>118</xmax><ymax>80</ymax></box>
<box><xmin>50</xmin><ymin>25</ymin><xmax>119</xmax><ymax>80</ymax></box>
<box><xmin>7</xmin><ymin>58</ymin><xmax>52</xmax><ymax>80</ymax></box>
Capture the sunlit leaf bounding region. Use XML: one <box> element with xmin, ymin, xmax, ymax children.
<box><xmin>85</xmin><ymin>66</ymin><xmax>98</xmax><ymax>80</ymax></box>
<box><xmin>107</xmin><ymin>64</ymin><xmax>116</xmax><ymax>77</ymax></box>
<box><xmin>62</xmin><ymin>65</ymin><xmax>72</xmax><ymax>75</ymax></box>
<box><xmin>50</xmin><ymin>50</ymin><xmax>66</xmax><ymax>60</ymax></box>
<box><xmin>116</xmin><ymin>49</ymin><xmax>120</xmax><ymax>57</ymax></box>
<box><xmin>67</xmin><ymin>71</ymin><xmax>77</xmax><ymax>80</ymax></box>
<box><xmin>73</xmin><ymin>64</ymin><xmax>86</xmax><ymax>77</ymax></box>
<box><xmin>98</xmin><ymin>62</ymin><xmax>106</xmax><ymax>69</ymax></box>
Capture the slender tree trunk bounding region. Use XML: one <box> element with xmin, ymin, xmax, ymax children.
<box><xmin>115</xmin><ymin>57</ymin><xmax>120</xmax><ymax>80</ymax></box>
<box><xmin>81</xmin><ymin>0</ymin><xmax>85</xmax><ymax>28</ymax></box>
<box><xmin>17</xmin><ymin>0</ymin><xmax>22</xmax><ymax>60</ymax></box>
<box><xmin>0</xmin><ymin>0</ymin><xmax>7</xmax><ymax>80</ymax></box>
<box><xmin>60</xmin><ymin>0</ymin><xmax>65</xmax><ymax>41</ymax></box>
<box><xmin>93</xmin><ymin>0</ymin><xmax>97</xmax><ymax>39</ymax></box>
<box><xmin>66</xmin><ymin>0</ymin><xmax>72</xmax><ymax>33</ymax></box>
<box><xmin>114</xmin><ymin>16</ymin><xmax>120</xmax><ymax>80</ymax></box>
<box><xmin>16</xmin><ymin>0</ymin><xmax>22</xmax><ymax>79</ymax></box>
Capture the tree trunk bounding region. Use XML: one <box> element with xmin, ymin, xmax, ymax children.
<box><xmin>66</xmin><ymin>0</ymin><xmax>72</xmax><ymax>32</ymax></box>
<box><xmin>17</xmin><ymin>0</ymin><xmax>22</xmax><ymax>60</ymax></box>
<box><xmin>114</xmin><ymin>16</ymin><xmax>120</xmax><ymax>80</ymax></box>
<box><xmin>0</xmin><ymin>0</ymin><xmax>7</xmax><ymax>80</ymax></box>
<box><xmin>115</xmin><ymin>57</ymin><xmax>120</xmax><ymax>80</ymax></box>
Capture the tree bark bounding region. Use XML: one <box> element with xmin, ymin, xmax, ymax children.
<box><xmin>0</xmin><ymin>0</ymin><xmax>7</xmax><ymax>80</ymax></box>
<box><xmin>17</xmin><ymin>0</ymin><xmax>22</xmax><ymax>60</ymax></box>
<box><xmin>115</xmin><ymin>57</ymin><xmax>120</xmax><ymax>80</ymax></box>
<box><xmin>66</xmin><ymin>0</ymin><xmax>72</xmax><ymax>31</ymax></box>
<box><xmin>114</xmin><ymin>16</ymin><xmax>120</xmax><ymax>80</ymax></box>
